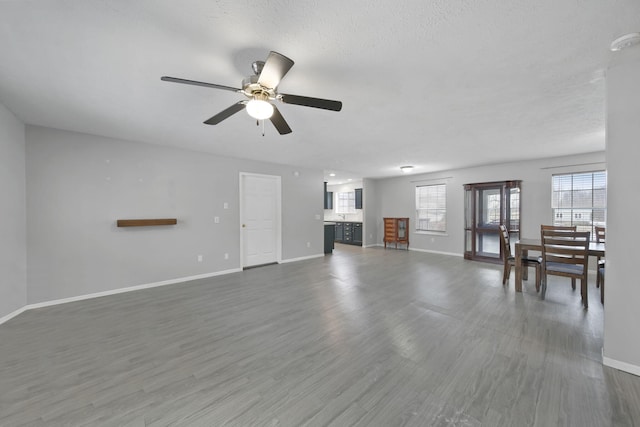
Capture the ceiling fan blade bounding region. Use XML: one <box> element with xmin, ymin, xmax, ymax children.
<box><xmin>203</xmin><ymin>102</ymin><xmax>246</xmax><ymax>125</ymax></box>
<box><xmin>257</xmin><ymin>51</ymin><xmax>294</xmax><ymax>90</ymax></box>
<box><xmin>161</xmin><ymin>76</ymin><xmax>241</xmax><ymax>93</ymax></box>
<box><xmin>280</xmin><ymin>94</ymin><xmax>342</xmax><ymax>111</ymax></box>
<box><xmin>269</xmin><ymin>106</ymin><xmax>292</xmax><ymax>135</ymax></box>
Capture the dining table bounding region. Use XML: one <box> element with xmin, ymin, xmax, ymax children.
<box><xmin>514</xmin><ymin>238</ymin><xmax>605</xmax><ymax>292</ymax></box>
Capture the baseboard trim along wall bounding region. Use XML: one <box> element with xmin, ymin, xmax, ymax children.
<box><xmin>280</xmin><ymin>253</ymin><xmax>324</xmax><ymax>264</ymax></box>
<box><xmin>0</xmin><ymin>268</ymin><xmax>242</xmax><ymax>325</ymax></box>
<box><xmin>603</xmin><ymin>356</ymin><xmax>640</xmax><ymax>377</ymax></box>
<box><xmin>2</xmin><ymin>255</ymin><xmax>327</xmax><ymax>325</ymax></box>
<box><xmin>0</xmin><ymin>306</ymin><xmax>29</xmax><ymax>326</ymax></box>
<box><xmin>409</xmin><ymin>247</ymin><xmax>463</xmax><ymax>258</ymax></box>
<box><xmin>363</xmin><ymin>244</ymin><xmax>462</xmax><ymax>257</ymax></box>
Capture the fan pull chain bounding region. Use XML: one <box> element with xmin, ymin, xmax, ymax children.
<box><xmin>256</xmin><ymin>119</ymin><xmax>265</xmax><ymax>137</ymax></box>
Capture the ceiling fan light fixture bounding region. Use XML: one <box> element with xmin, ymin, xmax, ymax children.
<box><xmin>400</xmin><ymin>165</ymin><xmax>414</xmax><ymax>173</ymax></box>
<box><xmin>246</xmin><ymin>99</ymin><xmax>274</xmax><ymax>120</ymax></box>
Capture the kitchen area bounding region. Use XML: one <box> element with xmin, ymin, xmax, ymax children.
<box><xmin>323</xmin><ymin>179</ymin><xmax>363</xmax><ymax>253</ymax></box>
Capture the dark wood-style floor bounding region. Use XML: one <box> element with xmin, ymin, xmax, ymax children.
<box><xmin>1</xmin><ymin>245</ymin><xmax>639</xmax><ymax>426</ymax></box>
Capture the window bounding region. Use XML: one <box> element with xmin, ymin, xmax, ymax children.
<box><xmin>416</xmin><ymin>184</ymin><xmax>446</xmax><ymax>232</ymax></box>
<box><xmin>335</xmin><ymin>191</ymin><xmax>356</xmax><ymax>214</ymax></box>
<box><xmin>552</xmin><ymin>171</ymin><xmax>606</xmax><ymax>240</ymax></box>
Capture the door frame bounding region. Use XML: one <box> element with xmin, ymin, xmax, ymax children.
<box><xmin>239</xmin><ymin>172</ymin><xmax>282</xmax><ymax>269</ymax></box>
<box><xmin>464</xmin><ymin>180</ymin><xmax>521</xmax><ymax>263</ymax></box>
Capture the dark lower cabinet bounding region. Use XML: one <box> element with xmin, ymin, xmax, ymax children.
<box><xmin>334</xmin><ymin>223</ymin><xmax>344</xmax><ymax>241</ymax></box>
<box><xmin>334</xmin><ymin>222</ymin><xmax>362</xmax><ymax>246</ymax></box>
<box><xmin>353</xmin><ymin>223</ymin><xmax>363</xmax><ymax>245</ymax></box>
<box><xmin>324</xmin><ymin>223</ymin><xmax>335</xmax><ymax>254</ymax></box>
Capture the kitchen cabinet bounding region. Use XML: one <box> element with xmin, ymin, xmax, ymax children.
<box><xmin>325</xmin><ymin>191</ymin><xmax>333</xmax><ymax>209</ymax></box>
<box><xmin>384</xmin><ymin>217</ymin><xmax>409</xmax><ymax>250</ymax></box>
<box><xmin>324</xmin><ymin>182</ymin><xmax>333</xmax><ymax>209</ymax></box>
<box><xmin>355</xmin><ymin>188</ymin><xmax>363</xmax><ymax>209</ymax></box>
<box><xmin>353</xmin><ymin>222</ymin><xmax>363</xmax><ymax>244</ymax></box>
<box><xmin>324</xmin><ymin>223</ymin><xmax>335</xmax><ymax>254</ymax></box>
<box><xmin>333</xmin><ymin>222</ymin><xmax>362</xmax><ymax>246</ymax></box>
<box><xmin>334</xmin><ymin>222</ymin><xmax>344</xmax><ymax>241</ymax></box>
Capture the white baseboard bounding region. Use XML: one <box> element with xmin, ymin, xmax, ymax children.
<box><xmin>9</xmin><ymin>268</ymin><xmax>242</xmax><ymax>318</ymax></box>
<box><xmin>0</xmin><ymin>306</ymin><xmax>28</xmax><ymax>325</ymax></box>
<box><xmin>361</xmin><ymin>244</ymin><xmax>462</xmax><ymax>257</ymax></box>
<box><xmin>280</xmin><ymin>253</ymin><xmax>324</xmax><ymax>264</ymax></box>
<box><xmin>409</xmin><ymin>247</ymin><xmax>463</xmax><ymax>257</ymax></box>
<box><xmin>603</xmin><ymin>355</ymin><xmax>640</xmax><ymax>377</ymax></box>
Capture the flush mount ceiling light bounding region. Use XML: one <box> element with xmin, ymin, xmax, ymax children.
<box><xmin>610</xmin><ymin>32</ymin><xmax>640</xmax><ymax>51</ymax></box>
<box><xmin>400</xmin><ymin>166</ymin><xmax>414</xmax><ymax>173</ymax></box>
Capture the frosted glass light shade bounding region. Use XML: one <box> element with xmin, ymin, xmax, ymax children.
<box><xmin>246</xmin><ymin>99</ymin><xmax>274</xmax><ymax>120</ymax></box>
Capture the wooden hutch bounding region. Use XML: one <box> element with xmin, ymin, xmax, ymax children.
<box><xmin>384</xmin><ymin>217</ymin><xmax>409</xmax><ymax>250</ymax></box>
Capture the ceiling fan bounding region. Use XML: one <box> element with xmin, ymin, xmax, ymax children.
<box><xmin>161</xmin><ymin>51</ymin><xmax>342</xmax><ymax>135</ymax></box>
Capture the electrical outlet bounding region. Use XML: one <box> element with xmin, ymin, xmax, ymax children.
<box><xmin>224</xmin><ymin>253</ymin><xmax>229</xmax><ymax>260</ymax></box>
<box><xmin>197</xmin><ymin>255</ymin><xmax>203</xmax><ymax>262</ymax></box>
<box><xmin>306</xmin><ymin>242</ymin><xmax>311</xmax><ymax>248</ymax></box>
<box><xmin>214</xmin><ymin>216</ymin><xmax>220</xmax><ymax>223</ymax></box>
<box><xmin>223</xmin><ymin>202</ymin><xmax>229</xmax><ymax>209</ymax></box>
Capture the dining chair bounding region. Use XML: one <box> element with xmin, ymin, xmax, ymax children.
<box><xmin>541</xmin><ymin>225</ymin><xmax>577</xmax><ymax>290</ymax></box>
<box><xmin>541</xmin><ymin>225</ymin><xmax>577</xmax><ymax>231</ymax></box>
<box><xmin>595</xmin><ymin>226</ymin><xmax>606</xmax><ymax>289</ymax></box>
<box><xmin>540</xmin><ymin>228</ymin><xmax>591</xmax><ymax>308</ymax></box>
<box><xmin>499</xmin><ymin>225</ymin><xmax>541</xmax><ymax>291</ymax></box>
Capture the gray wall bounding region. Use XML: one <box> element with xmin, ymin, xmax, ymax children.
<box><xmin>362</xmin><ymin>178</ymin><xmax>379</xmax><ymax>247</ymax></box>
<box><xmin>604</xmin><ymin>45</ymin><xmax>640</xmax><ymax>371</ymax></box>
<box><xmin>371</xmin><ymin>152</ymin><xmax>606</xmax><ymax>255</ymax></box>
<box><xmin>26</xmin><ymin>126</ymin><xmax>323</xmax><ymax>304</ymax></box>
<box><xmin>0</xmin><ymin>102</ymin><xmax>27</xmax><ymax>319</ymax></box>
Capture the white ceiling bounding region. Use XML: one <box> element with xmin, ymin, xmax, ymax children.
<box><xmin>1</xmin><ymin>1</ymin><xmax>639</xmax><ymax>185</ymax></box>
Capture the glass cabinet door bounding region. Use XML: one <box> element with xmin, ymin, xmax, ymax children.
<box><xmin>398</xmin><ymin>219</ymin><xmax>407</xmax><ymax>238</ymax></box>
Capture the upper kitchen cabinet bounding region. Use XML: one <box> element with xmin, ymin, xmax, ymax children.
<box><xmin>324</xmin><ymin>182</ymin><xmax>333</xmax><ymax>209</ymax></box>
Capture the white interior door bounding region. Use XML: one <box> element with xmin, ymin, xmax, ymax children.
<box><xmin>241</xmin><ymin>173</ymin><xmax>281</xmax><ymax>268</ymax></box>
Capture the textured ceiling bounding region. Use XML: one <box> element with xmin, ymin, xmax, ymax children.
<box><xmin>1</xmin><ymin>1</ymin><xmax>639</xmax><ymax>184</ymax></box>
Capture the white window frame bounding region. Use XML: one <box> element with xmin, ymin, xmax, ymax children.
<box><xmin>551</xmin><ymin>171</ymin><xmax>606</xmax><ymax>241</ymax></box>
<box><xmin>335</xmin><ymin>191</ymin><xmax>356</xmax><ymax>214</ymax></box>
<box><xmin>416</xmin><ymin>184</ymin><xmax>447</xmax><ymax>232</ymax></box>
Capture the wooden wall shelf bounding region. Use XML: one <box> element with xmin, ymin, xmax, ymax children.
<box><xmin>116</xmin><ymin>218</ymin><xmax>177</xmax><ymax>227</ymax></box>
